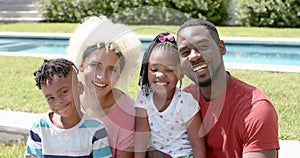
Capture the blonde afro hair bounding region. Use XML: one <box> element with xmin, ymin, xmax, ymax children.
<box><xmin>67</xmin><ymin>16</ymin><xmax>141</xmax><ymax>89</ymax></box>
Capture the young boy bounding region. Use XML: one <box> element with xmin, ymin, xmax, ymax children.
<box><xmin>25</xmin><ymin>58</ymin><xmax>112</xmax><ymax>158</ymax></box>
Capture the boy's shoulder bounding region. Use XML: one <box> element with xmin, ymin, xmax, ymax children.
<box><xmin>30</xmin><ymin>112</ymin><xmax>52</xmax><ymax>129</ymax></box>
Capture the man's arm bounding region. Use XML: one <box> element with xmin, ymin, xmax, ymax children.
<box><xmin>241</xmin><ymin>100</ymin><xmax>279</xmax><ymax>158</ymax></box>
<box><xmin>243</xmin><ymin>149</ymin><xmax>277</xmax><ymax>158</ymax></box>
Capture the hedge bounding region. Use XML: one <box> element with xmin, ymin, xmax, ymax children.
<box><xmin>38</xmin><ymin>0</ymin><xmax>229</xmax><ymax>25</ymax></box>
<box><xmin>236</xmin><ymin>0</ymin><xmax>300</xmax><ymax>27</ymax></box>
<box><xmin>38</xmin><ymin>0</ymin><xmax>300</xmax><ymax>27</ymax></box>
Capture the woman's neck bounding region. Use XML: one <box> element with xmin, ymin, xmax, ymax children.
<box><xmin>81</xmin><ymin>88</ymin><xmax>124</xmax><ymax>116</ymax></box>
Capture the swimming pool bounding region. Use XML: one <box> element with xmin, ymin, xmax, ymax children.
<box><xmin>1</xmin><ymin>32</ymin><xmax>300</xmax><ymax>72</ymax></box>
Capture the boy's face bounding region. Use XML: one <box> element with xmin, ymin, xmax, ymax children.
<box><xmin>41</xmin><ymin>71</ymin><xmax>82</xmax><ymax>118</ymax></box>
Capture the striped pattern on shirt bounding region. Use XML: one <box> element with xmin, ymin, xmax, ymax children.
<box><xmin>25</xmin><ymin>112</ymin><xmax>112</xmax><ymax>158</ymax></box>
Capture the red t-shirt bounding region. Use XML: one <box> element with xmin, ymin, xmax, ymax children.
<box><xmin>184</xmin><ymin>75</ymin><xmax>279</xmax><ymax>158</ymax></box>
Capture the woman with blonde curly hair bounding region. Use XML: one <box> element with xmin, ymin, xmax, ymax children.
<box><xmin>67</xmin><ymin>16</ymin><xmax>141</xmax><ymax>158</ymax></box>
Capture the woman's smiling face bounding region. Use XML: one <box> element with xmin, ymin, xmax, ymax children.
<box><xmin>80</xmin><ymin>48</ymin><xmax>121</xmax><ymax>98</ymax></box>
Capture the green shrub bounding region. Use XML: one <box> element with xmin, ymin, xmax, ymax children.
<box><xmin>236</xmin><ymin>0</ymin><xmax>300</xmax><ymax>27</ymax></box>
<box><xmin>38</xmin><ymin>0</ymin><xmax>229</xmax><ymax>25</ymax></box>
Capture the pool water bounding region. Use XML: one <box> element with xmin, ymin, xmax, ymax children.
<box><xmin>0</xmin><ymin>36</ymin><xmax>300</xmax><ymax>67</ymax></box>
<box><xmin>0</xmin><ymin>38</ymin><xmax>67</xmax><ymax>55</ymax></box>
<box><xmin>225</xmin><ymin>43</ymin><xmax>300</xmax><ymax>66</ymax></box>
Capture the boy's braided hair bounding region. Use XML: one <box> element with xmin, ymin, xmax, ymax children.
<box><xmin>34</xmin><ymin>58</ymin><xmax>78</xmax><ymax>89</ymax></box>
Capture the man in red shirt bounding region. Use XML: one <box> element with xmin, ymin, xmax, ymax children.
<box><xmin>176</xmin><ymin>19</ymin><xmax>279</xmax><ymax>158</ymax></box>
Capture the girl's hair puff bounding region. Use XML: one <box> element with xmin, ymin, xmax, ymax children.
<box><xmin>138</xmin><ymin>32</ymin><xmax>178</xmax><ymax>95</ymax></box>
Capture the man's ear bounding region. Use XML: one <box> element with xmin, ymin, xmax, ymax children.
<box><xmin>219</xmin><ymin>40</ymin><xmax>226</xmax><ymax>55</ymax></box>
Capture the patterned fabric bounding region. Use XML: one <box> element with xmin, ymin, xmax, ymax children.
<box><xmin>135</xmin><ymin>88</ymin><xmax>200</xmax><ymax>157</ymax></box>
<box><xmin>25</xmin><ymin>112</ymin><xmax>112</xmax><ymax>158</ymax></box>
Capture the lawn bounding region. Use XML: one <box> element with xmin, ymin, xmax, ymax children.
<box><xmin>0</xmin><ymin>23</ymin><xmax>300</xmax><ymax>156</ymax></box>
<box><xmin>1</xmin><ymin>23</ymin><xmax>300</xmax><ymax>38</ymax></box>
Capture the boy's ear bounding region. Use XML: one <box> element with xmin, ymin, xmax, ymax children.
<box><xmin>79</xmin><ymin>64</ymin><xmax>84</xmax><ymax>72</ymax></box>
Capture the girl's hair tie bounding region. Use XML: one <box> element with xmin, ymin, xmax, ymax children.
<box><xmin>158</xmin><ymin>33</ymin><xmax>175</xmax><ymax>42</ymax></box>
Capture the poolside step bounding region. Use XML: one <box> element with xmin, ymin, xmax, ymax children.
<box><xmin>0</xmin><ymin>110</ymin><xmax>42</xmax><ymax>143</ymax></box>
<box><xmin>0</xmin><ymin>0</ymin><xmax>43</xmax><ymax>23</ymax></box>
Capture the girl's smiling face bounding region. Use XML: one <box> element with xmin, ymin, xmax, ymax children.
<box><xmin>148</xmin><ymin>48</ymin><xmax>183</xmax><ymax>96</ymax></box>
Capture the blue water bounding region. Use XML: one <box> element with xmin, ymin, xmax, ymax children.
<box><xmin>0</xmin><ymin>38</ymin><xmax>67</xmax><ymax>55</ymax></box>
<box><xmin>0</xmin><ymin>37</ymin><xmax>300</xmax><ymax>67</ymax></box>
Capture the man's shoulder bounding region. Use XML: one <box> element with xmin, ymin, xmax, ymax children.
<box><xmin>229</xmin><ymin>76</ymin><xmax>269</xmax><ymax>100</ymax></box>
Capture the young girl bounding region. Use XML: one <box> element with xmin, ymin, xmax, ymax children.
<box><xmin>67</xmin><ymin>16</ymin><xmax>141</xmax><ymax>158</ymax></box>
<box><xmin>25</xmin><ymin>58</ymin><xmax>112</xmax><ymax>158</ymax></box>
<box><xmin>134</xmin><ymin>32</ymin><xmax>206</xmax><ymax>158</ymax></box>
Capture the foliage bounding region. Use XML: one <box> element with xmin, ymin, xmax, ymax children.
<box><xmin>236</xmin><ymin>0</ymin><xmax>300</xmax><ymax>27</ymax></box>
<box><xmin>38</xmin><ymin>0</ymin><xmax>229</xmax><ymax>25</ymax></box>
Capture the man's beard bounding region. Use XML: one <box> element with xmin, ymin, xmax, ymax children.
<box><xmin>194</xmin><ymin>60</ymin><xmax>222</xmax><ymax>88</ymax></box>
<box><xmin>197</xmin><ymin>78</ymin><xmax>212</xmax><ymax>87</ymax></box>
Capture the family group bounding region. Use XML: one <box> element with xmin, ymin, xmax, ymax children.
<box><xmin>24</xmin><ymin>16</ymin><xmax>279</xmax><ymax>158</ymax></box>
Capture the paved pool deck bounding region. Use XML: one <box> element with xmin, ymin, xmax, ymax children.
<box><xmin>0</xmin><ymin>109</ymin><xmax>299</xmax><ymax>157</ymax></box>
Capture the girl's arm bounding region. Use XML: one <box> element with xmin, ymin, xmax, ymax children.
<box><xmin>134</xmin><ymin>107</ymin><xmax>150</xmax><ymax>158</ymax></box>
<box><xmin>186</xmin><ymin>112</ymin><xmax>206</xmax><ymax>158</ymax></box>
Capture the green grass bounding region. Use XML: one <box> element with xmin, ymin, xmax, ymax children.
<box><xmin>0</xmin><ymin>140</ymin><xmax>26</xmax><ymax>158</ymax></box>
<box><xmin>1</xmin><ymin>23</ymin><xmax>300</xmax><ymax>38</ymax></box>
<box><xmin>0</xmin><ymin>23</ymin><xmax>300</xmax><ymax>156</ymax></box>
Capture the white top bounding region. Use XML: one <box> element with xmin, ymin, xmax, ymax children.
<box><xmin>135</xmin><ymin>88</ymin><xmax>200</xmax><ymax>157</ymax></box>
